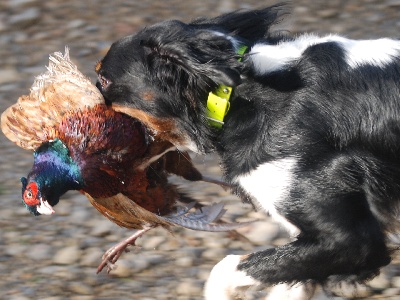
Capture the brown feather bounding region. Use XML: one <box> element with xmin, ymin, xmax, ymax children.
<box><xmin>1</xmin><ymin>49</ymin><xmax>103</xmax><ymax>150</ymax></box>
<box><xmin>85</xmin><ymin>192</ymin><xmax>173</xmax><ymax>229</ymax></box>
<box><xmin>111</xmin><ymin>104</ymin><xmax>191</xmax><ymax>148</ymax></box>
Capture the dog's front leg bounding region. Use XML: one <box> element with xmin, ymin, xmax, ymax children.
<box><xmin>204</xmin><ymin>255</ymin><xmax>258</xmax><ymax>300</ymax></box>
<box><xmin>204</xmin><ymin>255</ymin><xmax>316</xmax><ymax>300</ymax></box>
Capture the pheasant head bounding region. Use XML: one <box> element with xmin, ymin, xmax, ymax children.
<box><xmin>21</xmin><ymin>138</ymin><xmax>83</xmax><ymax>215</ymax></box>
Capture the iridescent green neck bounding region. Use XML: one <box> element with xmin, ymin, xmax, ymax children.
<box><xmin>25</xmin><ymin>139</ymin><xmax>84</xmax><ymax>205</ymax></box>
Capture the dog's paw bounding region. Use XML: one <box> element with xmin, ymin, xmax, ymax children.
<box><xmin>204</xmin><ymin>254</ymin><xmax>258</xmax><ymax>300</ymax></box>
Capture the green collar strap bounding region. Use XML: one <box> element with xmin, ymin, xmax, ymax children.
<box><xmin>206</xmin><ymin>45</ymin><xmax>248</xmax><ymax>128</ymax></box>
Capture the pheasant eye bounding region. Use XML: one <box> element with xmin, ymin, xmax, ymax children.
<box><xmin>23</xmin><ymin>182</ymin><xmax>39</xmax><ymax>206</ymax></box>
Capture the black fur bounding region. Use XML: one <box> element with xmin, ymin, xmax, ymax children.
<box><xmin>96</xmin><ymin>3</ymin><xmax>400</xmax><ymax>294</ymax></box>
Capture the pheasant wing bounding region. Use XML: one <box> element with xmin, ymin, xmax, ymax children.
<box><xmin>85</xmin><ymin>192</ymin><xmax>173</xmax><ymax>229</ymax></box>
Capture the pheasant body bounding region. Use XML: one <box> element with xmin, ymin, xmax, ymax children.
<box><xmin>21</xmin><ymin>103</ymin><xmax>186</xmax><ymax>221</ymax></box>
<box><xmin>1</xmin><ymin>49</ymin><xmax>249</xmax><ymax>273</ymax></box>
<box><xmin>54</xmin><ymin>105</ymin><xmax>149</xmax><ymax>199</ymax></box>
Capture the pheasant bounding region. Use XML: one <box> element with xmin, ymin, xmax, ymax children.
<box><xmin>1</xmin><ymin>49</ymin><xmax>248</xmax><ymax>273</ymax></box>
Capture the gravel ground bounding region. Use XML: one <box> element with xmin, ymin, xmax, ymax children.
<box><xmin>1</xmin><ymin>1</ymin><xmax>400</xmax><ymax>299</ymax></box>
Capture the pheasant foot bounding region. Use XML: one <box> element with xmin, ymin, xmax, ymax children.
<box><xmin>97</xmin><ymin>226</ymin><xmax>153</xmax><ymax>274</ymax></box>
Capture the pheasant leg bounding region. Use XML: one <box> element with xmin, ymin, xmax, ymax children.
<box><xmin>97</xmin><ymin>226</ymin><xmax>153</xmax><ymax>274</ymax></box>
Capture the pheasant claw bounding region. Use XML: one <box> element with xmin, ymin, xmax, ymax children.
<box><xmin>97</xmin><ymin>226</ymin><xmax>153</xmax><ymax>274</ymax></box>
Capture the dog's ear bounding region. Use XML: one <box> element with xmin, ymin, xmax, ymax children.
<box><xmin>191</xmin><ymin>4</ymin><xmax>289</xmax><ymax>42</ymax></box>
<box><xmin>139</xmin><ymin>21</ymin><xmax>242</xmax><ymax>88</ymax></box>
<box><xmin>137</xmin><ymin>5</ymin><xmax>288</xmax><ymax>88</ymax></box>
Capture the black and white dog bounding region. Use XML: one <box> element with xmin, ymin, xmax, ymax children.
<box><xmin>96</xmin><ymin>4</ymin><xmax>400</xmax><ymax>299</ymax></box>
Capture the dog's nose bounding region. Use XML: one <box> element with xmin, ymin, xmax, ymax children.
<box><xmin>95</xmin><ymin>80</ymin><xmax>104</xmax><ymax>92</ymax></box>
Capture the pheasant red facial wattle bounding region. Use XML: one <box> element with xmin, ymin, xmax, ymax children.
<box><xmin>22</xmin><ymin>181</ymin><xmax>39</xmax><ymax>207</ymax></box>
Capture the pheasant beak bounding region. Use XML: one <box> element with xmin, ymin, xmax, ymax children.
<box><xmin>36</xmin><ymin>197</ymin><xmax>55</xmax><ymax>215</ymax></box>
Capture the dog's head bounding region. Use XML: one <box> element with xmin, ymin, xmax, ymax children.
<box><xmin>96</xmin><ymin>5</ymin><xmax>286</xmax><ymax>153</ymax></box>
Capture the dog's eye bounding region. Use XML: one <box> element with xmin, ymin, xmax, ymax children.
<box><xmin>98</xmin><ymin>74</ymin><xmax>111</xmax><ymax>91</ymax></box>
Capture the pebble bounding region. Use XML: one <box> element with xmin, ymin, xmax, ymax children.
<box><xmin>240</xmin><ymin>221</ymin><xmax>280</xmax><ymax>245</ymax></box>
<box><xmin>70</xmin><ymin>296</ymin><xmax>94</xmax><ymax>300</ymax></box>
<box><xmin>4</xmin><ymin>244</ymin><xmax>28</xmax><ymax>257</ymax></box>
<box><xmin>144</xmin><ymin>254</ymin><xmax>165</xmax><ymax>265</ymax></box>
<box><xmin>387</xmin><ymin>0</ymin><xmax>400</xmax><ymax>6</ymax></box>
<box><xmin>176</xmin><ymin>280</ymin><xmax>204</xmax><ymax>296</ymax></box>
<box><xmin>68</xmin><ymin>282</ymin><xmax>93</xmax><ymax>295</ymax></box>
<box><xmin>383</xmin><ymin>287</ymin><xmax>400</xmax><ymax>296</ymax></box>
<box><xmin>8</xmin><ymin>7</ymin><xmax>41</xmax><ymax>29</ymax></box>
<box><xmin>25</xmin><ymin>243</ymin><xmax>53</xmax><ymax>261</ymax></box>
<box><xmin>109</xmin><ymin>259</ymin><xmax>133</xmax><ymax>277</ymax></box>
<box><xmin>8</xmin><ymin>296</ymin><xmax>31</xmax><ymax>300</ymax></box>
<box><xmin>0</xmin><ymin>69</ymin><xmax>20</xmax><ymax>84</ymax></box>
<box><xmin>53</xmin><ymin>246</ymin><xmax>82</xmax><ymax>265</ymax></box>
<box><xmin>89</xmin><ymin>219</ymin><xmax>115</xmax><ymax>237</ymax></box>
<box><xmin>176</xmin><ymin>256</ymin><xmax>195</xmax><ymax>267</ymax></box>
<box><xmin>369</xmin><ymin>272</ymin><xmax>391</xmax><ymax>289</ymax></box>
<box><xmin>201</xmin><ymin>248</ymin><xmax>228</xmax><ymax>260</ymax></box>
<box><xmin>392</xmin><ymin>276</ymin><xmax>400</xmax><ymax>288</ymax></box>
<box><xmin>8</xmin><ymin>0</ymin><xmax>39</xmax><ymax>9</ymax></box>
<box><xmin>1</xmin><ymin>1</ymin><xmax>400</xmax><ymax>299</ymax></box>
<box><xmin>141</xmin><ymin>235</ymin><xmax>166</xmax><ymax>250</ymax></box>
<box><xmin>79</xmin><ymin>247</ymin><xmax>104</xmax><ymax>267</ymax></box>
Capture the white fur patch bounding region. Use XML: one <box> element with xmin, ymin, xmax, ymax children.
<box><xmin>236</xmin><ymin>158</ymin><xmax>299</xmax><ymax>236</ymax></box>
<box><xmin>250</xmin><ymin>34</ymin><xmax>400</xmax><ymax>74</ymax></box>
<box><xmin>204</xmin><ymin>255</ymin><xmax>258</xmax><ymax>300</ymax></box>
<box><xmin>250</xmin><ymin>35</ymin><xmax>316</xmax><ymax>74</ymax></box>
<box><xmin>339</xmin><ymin>37</ymin><xmax>400</xmax><ymax>68</ymax></box>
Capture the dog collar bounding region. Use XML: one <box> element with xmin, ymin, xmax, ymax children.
<box><xmin>206</xmin><ymin>45</ymin><xmax>248</xmax><ymax>128</ymax></box>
